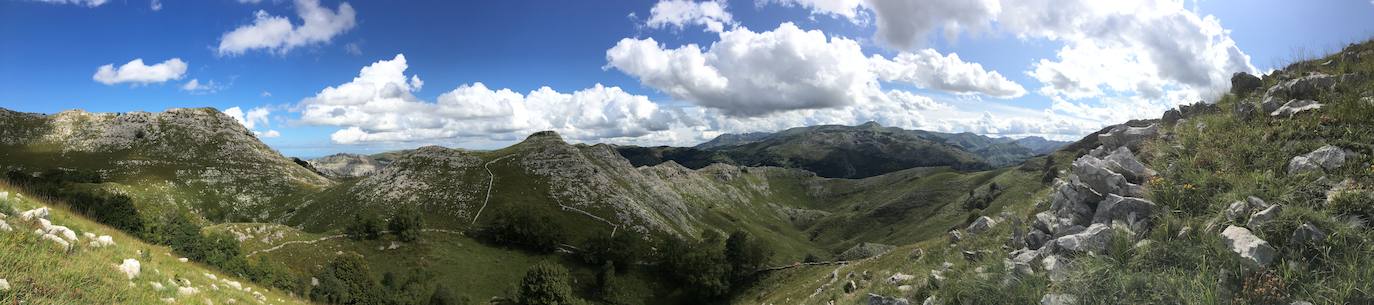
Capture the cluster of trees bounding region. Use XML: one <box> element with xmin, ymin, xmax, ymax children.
<box><xmin>479</xmin><ymin>208</ymin><xmax>564</xmax><ymax>253</ymax></box>
<box><xmin>346</xmin><ymin>206</ymin><xmax>424</xmax><ymax>242</ymax></box>
<box><xmin>152</xmin><ymin>212</ymin><xmax>298</xmax><ymax>292</ymax></box>
<box><xmin>4</xmin><ymin>169</ymin><xmax>143</xmax><ymax>234</ymax></box>
<box><xmin>305</xmin><ymin>255</ymin><xmax>469</xmax><ymax>305</ymax></box>
<box><xmin>653</xmin><ymin>231</ymin><xmax>772</xmax><ymax>300</ymax></box>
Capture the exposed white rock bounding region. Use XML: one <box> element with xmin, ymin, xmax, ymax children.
<box><xmin>1092</xmin><ymin>194</ymin><xmax>1155</xmax><ymax>226</ymax></box>
<box><xmin>1225</xmin><ymin>200</ymin><xmax>1250</xmax><ymax>222</ymax></box>
<box><xmin>19</xmin><ymin>207</ymin><xmax>49</xmax><ymax>221</ymax></box>
<box><xmin>886</xmin><ymin>273</ymin><xmax>914</xmax><ymax>285</ymax></box>
<box><xmin>1102</xmin><ymin>147</ymin><xmax>1155</xmax><ymax>184</ymax></box>
<box><xmin>178</xmin><ymin>286</ymin><xmax>200</xmax><ymax>296</ymax></box>
<box><xmin>1098</xmin><ymin>124</ymin><xmax>1158</xmax><ymax>151</ymax></box>
<box><xmin>1220</xmin><ymin>226</ymin><xmax>1276</xmax><ymax>266</ymax></box>
<box><xmin>1040</xmin><ymin>293</ymin><xmax>1078</xmax><ymax>305</ymax></box>
<box><xmin>41</xmin><ymin>233</ymin><xmax>71</xmax><ymax>251</ymax></box>
<box><xmin>1288</xmin><ymin>145</ymin><xmax>1355</xmax><ymax>175</ymax></box>
<box><xmin>89</xmin><ymin>235</ymin><xmax>116</xmax><ymax>248</ymax></box>
<box><xmin>179</xmin><ymin>257</ymin><xmax>189</xmax><ymax>263</ymax></box>
<box><xmin>0</xmin><ymin>278</ymin><xmax>9</xmax><ymax>291</ymax></box>
<box><xmin>118</xmin><ymin>259</ymin><xmax>141</xmax><ymax>279</ymax></box>
<box><xmin>1269</xmin><ymin>99</ymin><xmax>1322</xmax><ymax>118</ymax></box>
<box><xmin>150</xmin><ymin>281</ymin><xmax>165</xmax><ymax>291</ymax></box>
<box><xmin>82</xmin><ymin>232</ymin><xmax>96</xmax><ymax>239</ymax></box>
<box><xmin>0</xmin><ymin>219</ymin><xmax>10</xmax><ymax>232</ymax></box>
<box><xmin>1054</xmin><ymin>224</ymin><xmax>1112</xmax><ymax>255</ymax></box>
<box><xmin>967</xmin><ymin>216</ymin><xmax>997</xmax><ymax>234</ymax></box>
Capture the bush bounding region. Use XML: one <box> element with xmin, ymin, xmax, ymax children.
<box><xmin>346</xmin><ymin>212</ymin><xmax>383</xmax><ymax>241</ymax></box>
<box><xmin>429</xmin><ymin>284</ymin><xmax>470</xmax><ymax>305</ymax></box>
<box><xmin>482</xmin><ymin>209</ymin><xmax>564</xmax><ymax>253</ymax></box>
<box><xmin>656</xmin><ymin>234</ymin><xmax>731</xmax><ymax>299</ymax></box>
<box><xmin>724</xmin><ymin>230</ymin><xmax>772</xmax><ymax>283</ymax></box>
<box><xmin>2</xmin><ymin>169</ymin><xmax>145</xmax><ymax>234</ymax></box>
<box><xmin>389</xmin><ymin>206</ymin><xmax>424</xmax><ymax>242</ymax></box>
<box><xmin>311</xmin><ymin>255</ymin><xmax>385</xmax><ymax>305</ymax></box>
<box><xmin>581</xmin><ymin>232</ymin><xmax>644</xmax><ymax>272</ymax></box>
<box><xmin>517</xmin><ymin>261</ymin><xmax>584</xmax><ymax>305</ymax></box>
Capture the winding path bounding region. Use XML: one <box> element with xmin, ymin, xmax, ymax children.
<box><xmin>246</xmin><ymin>229</ymin><xmax>469</xmax><ymax>257</ymax></box>
<box><xmin>471</xmin><ymin>154</ymin><xmax>516</xmax><ymax>224</ymax></box>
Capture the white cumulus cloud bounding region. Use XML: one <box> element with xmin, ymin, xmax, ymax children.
<box><xmin>92</xmin><ymin>58</ymin><xmax>187</xmax><ymax>85</ymax></box>
<box><xmin>606</xmin><ymin>22</ymin><xmax>1024</xmax><ymax>116</ymax></box>
<box><xmin>646</xmin><ymin>0</ymin><xmax>737</xmax><ymax>32</ymax></box>
<box><xmin>222</xmin><ymin>106</ymin><xmax>271</xmax><ymax>130</ymax></box>
<box><xmin>180</xmin><ymin>79</ymin><xmax>223</xmax><ymax>94</ymax></box>
<box><xmin>217</xmin><ymin>0</ymin><xmax>357</xmax><ymax>56</ymax></box>
<box><xmin>297</xmin><ymin>54</ymin><xmax>677</xmax><ymax>145</ymax></box>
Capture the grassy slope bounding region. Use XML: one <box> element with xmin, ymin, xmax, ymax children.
<box><xmin>0</xmin><ymin>183</ymin><xmax>312</xmax><ymax>305</ymax></box>
<box><xmin>736</xmin><ymin>40</ymin><xmax>1374</xmax><ymax>305</ymax></box>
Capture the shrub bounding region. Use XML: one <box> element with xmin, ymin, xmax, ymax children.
<box><xmin>389</xmin><ymin>206</ymin><xmax>424</xmax><ymax>242</ymax></box>
<box><xmin>517</xmin><ymin>261</ymin><xmax>584</xmax><ymax>305</ymax></box>
<box><xmin>482</xmin><ymin>209</ymin><xmax>564</xmax><ymax>253</ymax></box>
<box><xmin>311</xmin><ymin>255</ymin><xmax>385</xmax><ymax>305</ymax></box>
<box><xmin>724</xmin><ymin>230</ymin><xmax>772</xmax><ymax>283</ymax></box>
<box><xmin>346</xmin><ymin>212</ymin><xmax>383</xmax><ymax>241</ymax></box>
<box><xmin>580</xmin><ymin>232</ymin><xmax>643</xmax><ymax>272</ymax></box>
<box><xmin>429</xmin><ymin>284</ymin><xmax>469</xmax><ymax>305</ymax></box>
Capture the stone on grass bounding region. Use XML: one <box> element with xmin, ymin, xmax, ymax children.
<box><xmin>928</xmin><ymin>270</ymin><xmax>947</xmax><ymax>288</ymax></box>
<box><xmin>1220</xmin><ymin>226</ymin><xmax>1276</xmax><ymax>266</ymax></box>
<box><xmin>178</xmin><ymin>286</ymin><xmax>199</xmax><ymax>296</ymax></box>
<box><xmin>1288</xmin><ymin>145</ymin><xmax>1354</xmax><ymax>175</ymax></box>
<box><xmin>118</xmin><ymin>259</ymin><xmax>141</xmax><ymax>280</ymax></box>
<box><xmin>967</xmin><ymin>216</ymin><xmax>997</xmax><ymax>234</ymax></box>
<box><xmin>1246</xmin><ymin>205</ymin><xmax>1282</xmax><ymax>229</ymax></box>
<box><xmin>887</xmin><ymin>273</ymin><xmax>915</xmax><ymax>285</ymax></box>
<box><xmin>948</xmin><ymin>230</ymin><xmax>964</xmax><ymax>244</ymax></box>
<box><xmin>41</xmin><ymin>233</ymin><xmax>71</xmax><ymax>251</ymax></box>
<box><xmin>1291</xmin><ymin>223</ymin><xmax>1326</xmax><ymax>244</ymax></box>
<box><xmin>89</xmin><ymin>235</ymin><xmax>116</xmax><ymax>248</ymax></box>
<box><xmin>1225</xmin><ymin>200</ymin><xmax>1251</xmax><ymax>222</ymax></box>
<box><xmin>0</xmin><ymin>219</ymin><xmax>10</xmax><ymax>232</ymax></box>
<box><xmin>0</xmin><ymin>278</ymin><xmax>9</xmax><ymax>291</ymax></box>
<box><xmin>1041</xmin><ymin>294</ymin><xmax>1078</xmax><ymax>305</ymax></box>
<box><xmin>868</xmin><ymin>293</ymin><xmax>910</xmax><ymax>305</ymax></box>
<box><xmin>1270</xmin><ymin>99</ymin><xmax>1323</xmax><ymax>118</ymax></box>
<box><xmin>1103</xmin><ymin>147</ymin><xmax>1155</xmax><ymax>184</ymax></box>
<box><xmin>19</xmin><ymin>207</ymin><xmax>49</xmax><ymax>221</ymax></box>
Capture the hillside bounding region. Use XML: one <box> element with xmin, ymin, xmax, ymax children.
<box><xmin>628</xmin><ymin>123</ymin><xmax>1068</xmax><ymax>179</ymax></box>
<box><xmin>0</xmin><ymin>183</ymin><xmax>311</xmax><ymax>304</ymax></box>
<box><xmin>735</xmin><ymin>40</ymin><xmax>1374</xmax><ymax>305</ymax></box>
<box><xmin>0</xmin><ymin>108</ymin><xmax>333</xmax><ymax>223</ymax></box>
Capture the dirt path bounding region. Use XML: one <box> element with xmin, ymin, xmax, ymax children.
<box><xmin>471</xmin><ymin>154</ymin><xmax>516</xmax><ymax>224</ymax></box>
<box><xmin>246</xmin><ymin>234</ymin><xmax>346</xmax><ymax>257</ymax></box>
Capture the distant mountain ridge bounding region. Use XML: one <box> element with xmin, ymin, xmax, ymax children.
<box><xmin>621</xmin><ymin>122</ymin><xmax>1070</xmax><ymax>179</ymax></box>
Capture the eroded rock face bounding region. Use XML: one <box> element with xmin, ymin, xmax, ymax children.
<box><xmin>1103</xmin><ymin>147</ymin><xmax>1155</xmax><ymax>184</ymax></box>
<box><xmin>1073</xmin><ymin>155</ymin><xmax>1139</xmax><ymax>198</ymax></box>
<box><xmin>1220</xmin><ymin>225</ymin><xmax>1276</xmax><ymax>266</ymax></box>
<box><xmin>308</xmin><ymin>153</ymin><xmax>384</xmax><ymax>178</ymax></box>
<box><xmin>1266</xmin><ymin>73</ymin><xmax>1340</xmax><ymax>100</ymax></box>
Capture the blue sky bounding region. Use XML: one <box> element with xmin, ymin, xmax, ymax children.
<box><xmin>1</xmin><ymin>0</ymin><xmax>1372</xmax><ymax>157</ymax></box>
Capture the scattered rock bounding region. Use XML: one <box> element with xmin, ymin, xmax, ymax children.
<box><xmin>867</xmin><ymin>293</ymin><xmax>910</xmax><ymax>305</ymax></box>
<box><xmin>948</xmin><ymin>230</ymin><xmax>964</xmax><ymax>244</ymax></box>
<box><xmin>1054</xmin><ymin>224</ymin><xmax>1112</xmax><ymax>255</ymax></box>
<box><xmin>1270</xmin><ymin>99</ymin><xmax>1323</xmax><ymax>118</ymax></box>
<box><xmin>89</xmin><ymin>235</ymin><xmax>115</xmax><ymax>248</ymax></box>
<box><xmin>967</xmin><ymin>216</ymin><xmax>997</xmax><ymax>234</ymax></box>
<box><xmin>0</xmin><ymin>278</ymin><xmax>9</xmax><ymax>291</ymax></box>
<box><xmin>928</xmin><ymin>270</ymin><xmax>947</xmax><ymax>288</ymax></box>
<box><xmin>1026</xmin><ymin>230</ymin><xmax>1051</xmax><ymax>250</ymax></box>
<box><xmin>178</xmin><ymin>257</ymin><xmax>189</xmax><ymax>263</ymax></box>
<box><xmin>178</xmin><ymin>286</ymin><xmax>200</xmax><ymax>296</ymax></box>
<box><xmin>19</xmin><ymin>207</ymin><xmax>49</xmax><ymax>221</ymax></box>
<box><xmin>1233</xmin><ymin>100</ymin><xmax>1257</xmax><ymax>121</ymax></box>
<box><xmin>1291</xmin><ymin>223</ymin><xmax>1326</xmax><ymax>244</ymax></box>
<box><xmin>1220</xmin><ymin>226</ymin><xmax>1276</xmax><ymax>266</ymax></box>
<box><xmin>0</xmin><ymin>219</ymin><xmax>10</xmax><ymax>232</ymax></box>
<box><xmin>843</xmin><ymin>280</ymin><xmax>858</xmax><ymax>293</ymax></box>
<box><xmin>1246</xmin><ymin>204</ymin><xmax>1282</xmax><ymax>229</ymax></box>
<box><xmin>1103</xmin><ymin>147</ymin><xmax>1155</xmax><ymax>184</ymax></box>
<box><xmin>1098</xmin><ymin>124</ymin><xmax>1159</xmax><ymax>151</ymax></box>
<box><xmin>1161</xmin><ymin>109</ymin><xmax>1183</xmax><ymax>125</ymax></box>
<box><xmin>40</xmin><ymin>233</ymin><xmax>71</xmax><ymax>251</ymax></box>
<box><xmin>118</xmin><ymin>259</ymin><xmax>141</xmax><ymax>280</ymax></box>
<box><xmin>1073</xmin><ymin>155</ymin><xmax>1140</xmax><ymax>198</ymax></box>
<box><xmin>963</xmin><ymin>250</ymin><xmax>992</xmax><ymax>261</ymax></box>
<box><xmin>1261</xmin><ymin>96</ymin><xmax>1284</xmax><ymax>114</ymax></box>
<box><xmin>1225</xmin><ymin>200</ymin><xmax>1251</xmax><ymax>222</ymax></box>
<box><xmin>1040</xmin><ymin>293</ymin><xmax>1078</xmax><ymax>305</ymax></box>
<box><xmin>1092</xmin><ymin>194</ymin><xmax>1156</xmax><ymax>226</ymax></box>
<box><xmin>922</xmin><ymin>296</ymin><xmax>940</xmax><ymax>305</ymax></box>
<box><xmin>150</xmin><ymin>281</ymin><xmax>165</xmax><ymax>291</ymax></box>
<box><xmin>1231</xmin><ymin>72</ymin><xmax>1263</xmax><ymax>94</ymax></box>
<box><xmin>1043</xmin><ymin>255</ymin><xmax>1069</xmax><ymax>282</ymax></box>
<box><xmin>1266</xmin><ymin>73</ymin><xmax>1340</xmax><ymax>100</ymax></box>
<box><xmin>897</xmin><ymin>285</ymin><xmax>912</xmax><ymax>292</ymax></box>
<box><xmin>887</xmin><ymin>273</ymin><xmax>914</xmax><ymax>285</ymax></box>
<box><xmin>1288</xmin><ymin>145</ymin><xmax>1354</xmax><ymax>175</ymax></box>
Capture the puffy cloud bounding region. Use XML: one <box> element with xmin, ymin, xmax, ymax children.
<box><xmin>92</xmin><ymin>58</ymin><xmax>187</xmax><ymax>85</ymax></box>
<box><xmin>298</xmin><ymin>54</ymin><xmax>677</xmax><ymax>144</ymax></box>
<box><xmin>223</xmin><ymin>106</ymin><xmax>271</xmax><ymax>129</ymax></box>
<box><xmin>607</xmin><ymin>23</ymin><xmax>876</xmax><ymax>116</ymax></box>
<box><xmin>180</xmin><ymin>79</ymin><xmax>223</xmax><ymax>94</ymax></box>
<box><xmin>217</xmin><ymin>0</ymin><xmax>356</xmax><ymax>56</ymax></box>
<box><xmin>870</xmin><ymin>49</ymin><xmax>1025</xmax><ymax>98</ymax></box>
<box><xmin>866</xmin><ymin>0</ymin><xmax>1000</xmax><ymax>49</ymax></box>
<box><xmin>645</xmin><ymin>0</ymin><xmax>737</xmax><ymax>32</ymax></box>
<box><xmin>260</xmin><ymin>130</ymin><xmax>282</xmax><ymax>138</ymax></box>
<box><xmin>28</xmin><ymin>0</ymin><xmax>107</xmax><ymax>7</ymax></box>
<box><xmin>607</xmin><ymin>22</ymin><xmax>1023</xmax><ymax>116</ymax></box>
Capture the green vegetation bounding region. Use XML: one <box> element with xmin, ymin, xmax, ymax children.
<box><xmin>517</xmin><ymin>261</ymin><xmax>587</xmax><ymax>305</ymax></box>
<box><xmin>346</xmin><ymin>212</ymin><xmax>384</xmax><ymax>241</ymax></box>
<box><xmin>390</xmin><ymin>206</ymin><xmax>424</xmax><ymax>242</ymax></box>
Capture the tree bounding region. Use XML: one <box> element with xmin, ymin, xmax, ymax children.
<box><xmin>389</xmin><ymin>206</ymin><xmax>424</xmax><ymax>242</ymax></box>
<box><xmin>311</xmin><ymin>255</ymin><xmax>384</xmax><ymax>305</ymax></box>
<box><xmin>657</xmin><ymin>234</ymin><xmax>731</xmax><ymax>299</ymax></box>
<box><xmin>429</xmin><ymin>284</ymin><xmax>469</xmax><ymax>305</ymax></box>
<box><xmin>724</xmin><ymin>230</ymin><xmax>772</xmax><ymax>283</ymax></box>
<box><xmin>596</xmin><ymin>261</ymin><xmax>627</xmax><ymax>305</ymax></box>
<box><xmin>483</xmin><ymin>209</ymin><xmax>564</xmax><ymax>253</ymax></box>
<box><xmin>581</xmin><ymin>232</ymin><xmax>643</xmax><ymax>272</ymax></box>
<box><xmin>517</xmin><ymin>261</ymin><xmax>584</xmax><ymax>305</ymax></box>
<box><xmin>346</xmin><ymin>212</ymin><xmax>383</xmax><ymax>241</ymax></box>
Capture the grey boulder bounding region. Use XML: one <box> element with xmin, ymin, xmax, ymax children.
<box><xmin>1220</xmin><ymin>225</ymin><xmax>1276</xmax><ymax>266</ymax></box>
<box><xmin>1231</xmin><ymin>72</ymin><xmax>1263</xmax><ymax>94</ymax></box>
<box><xmin>1054</xmin><ymin>223</ymin><xmax>1112</xmax><ymax>255</ymax></box>
<box><xmin>1288</xmin><ymin>145</ymin><xmax>1354</xmax><ymax>175</ymax></box>
<box><xmin>1246</xmin><ymin>204</ymin><xmax>1282</xmax><ymax>229</ymax></box>
<box><xmin>967</xmin><ymin>216</ymin><xmax>997</xmax><ymax>234</ymax></box>
<box><xmin>1291</xmin><ymin>223</ymin><xmax>1326</xmax><ymax>244</ymax></box>
<box><xmin>1092</xmin><ymin>194</ymin><xmax>1156</xmax><ymax>226</ymax></box>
